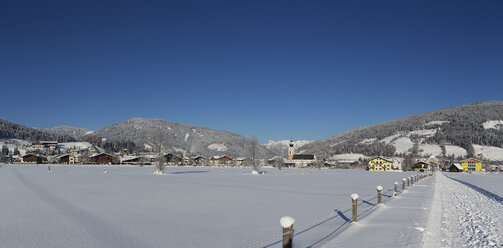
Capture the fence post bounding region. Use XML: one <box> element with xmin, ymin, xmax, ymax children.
<box><xmin>407</xmin><ymin>177</ymin><xmax>410</xmax><ymax>187</ymax></box>
<box><xmin>351</xmin><ymin>193</ymin><xmax>359</xmax><ymax>222</ymax></box>
<box><xmin>410</xmin><ymin>176</ymin><xmax>413</xmax><ymax>185</ymax></box>
<box><xmin>48</xmin><ymin>165</ymin><xmax>50</xmax><ymax>171</ymax></box>
<box><xmin>393</xmin><ymin>182</ymin><xmax>398</xmax><ymax>196</ymax></box>
<box><xmin>377</xmin><ymin>186</ymin><xmax>383</xmax><ymax>204</ymax></box>
<box><xmin>402</xmin><ymin>178</ymin><xmax>406</xmax><ymax>190</ymax></box>
<box><xmin>280</xmin><ymin>216</ymin><xmax>295</xmax><ymax>248</ymax></box>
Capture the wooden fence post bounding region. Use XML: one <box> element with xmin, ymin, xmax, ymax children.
<box><xmin>393</xmin><ymin>182</ymin><xmax>398</xmax><ymax>196</ymax></box>
<box><xmin>351</xmin><ymin>193</ymin><xmax>359</xmax><ymax>222</ymax></box>
<box><xmin>402</xmin><ymin>178</ymin><xmax>406</xmax><ymax>190</ymax></box>
<box><xmin>377</xmin><ymin>186</ymin><xmax>383</xmax><ymax>204</ymax></box>
<box><xmin>280</xmin><ymin>216</ymin><xmax>295</xmax><ymax>248</ymax></box>
<box><xmin>407</xmin><ymin>177</ymin><xmax>410</xmax><ymax>187</ymax></box>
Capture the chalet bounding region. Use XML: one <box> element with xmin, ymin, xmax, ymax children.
<box><xmin>282</xmin><ymin>158</ymin><xmax>295</xmax><ymax>167</ymax></box>
<box><xmin>32</xmin><ymin>141</ymin><xmax>58</xmax><ymax>150</ymax></box>
<box><xmin>58</xmin><ymin>154</ymin><xmax>76</xmax><ymax>165</ymax></box>
<box><xmin>425</xmin><ymin>155</ymin><xmax>440</xmax><ymax>171</ymax></box>
<box><xmin>235</xmin><ymin>157</ymin><xmax>249</xmax><ymax>166</ymax></box>
<box><xmin>120</xmin><ymin>156</ymin><xmax>141</xmax><ymax>165</ymax></box>
<box><xmin>165</xmin><ymin>153</ymin><xmax>182</xmax><ymax>165</ymax></box>
<box><xmin>325</xmin><ymin>160</ymin><xmax>359</xmax><ymax>169</ymax></box>
<box><xmin>461</xmin><ymin>158</ymin><xmax>482</xmax><ymax>172</ymax></box>
<box><xmin>413</xmin><ymin>161</ymin><xmax>430</xmax><ymax>172</ymax></box>
<box><xmin>291</xmin><ymin>154</ymin><xmax>316</xmax><ymax>167</ymax></box>
<box><xmin>192</xmin><ymin>156</ymin><xmax>205</xmax><ymax>165</ymax></box>
<box><xmin>90</xmin><ymin>153</ymin><xmax>117</xmax><ymax>164</ymax></box>
<box><xmin>22</xmin><ymin>154</ymin><xmax>47</xmax><ymax>164</ymax></box>
<box><xmin>368</xmin><ymin>156</ymin><xmax>393</xmax><ymax>171</ymax></box>
<box><xmin>448</xmin><ymin>163</ymin><xmax>463</xmax><ymax>172</ymax></box>
<box><xmin>210</xmin><ymin>155</ymin><xmax>232</xmax><ymax>165</ymax></box>
<box><xmin>488</xmin><ymin>165</ymin><xmax>500</xmax><ymax>172</ymax></box>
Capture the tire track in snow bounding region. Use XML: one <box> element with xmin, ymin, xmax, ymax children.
<box><xmin>437</xmin><ymin>173</ymin><xmax>503</xmax><ymax>248</ymax></box>
<box><xmin>11</xmin><ymin>168</ymin><xmax>150</xmax><ymax>248</ymax></box>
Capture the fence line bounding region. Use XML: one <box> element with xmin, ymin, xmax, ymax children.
<box><xmin>245</xmin><ymin>172</ymin><xmax>434</xmax><ymax>248</ymax></box>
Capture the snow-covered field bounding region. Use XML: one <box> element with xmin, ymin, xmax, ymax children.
<box><xmin>0</xmin><ymin>165</ymin><xmax>415</xmax><ymax>248</ymax></box>
<box><xmin>2</xmin><ymin>165</ymin><xmax>502</xmax><ymax>248</ymax></box>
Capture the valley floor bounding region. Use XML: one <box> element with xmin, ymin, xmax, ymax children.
<box><xmin>324</xmin><ymin>172</ymin><xmax>503</xmax><ymax>248</ymax></box>
<box><xmin>0</xmin><ymin>164</ymin><xmax>502</xmax><ymax>247</ymax></box>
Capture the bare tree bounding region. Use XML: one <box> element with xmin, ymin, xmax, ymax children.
<box><xmin>249</xmin><ymin>134</ymin><xmax>260</xmax><ymax>171</ymax></box>
<box><xmin>153</xmin><ymin>129</ymin><xmax>166</xmax><ymax>174</ymax></box>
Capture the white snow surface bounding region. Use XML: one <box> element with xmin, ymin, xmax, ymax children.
<box><xmin>482</xmin><ymin>120</ymin><xmax>503</xmax><ymax>130</ymax></box>
<box><xmin>184</xmin><ymin>133</ymin><xmax>189</xmax><ymax>141</ymax></box>
<box><xmin>423</xmin><ymin>173</ymin><xmax>503</xmax><ymax>247</ymax></box>
<box><xmin>207</xmin><ymin>143</ymin><xmax>228</xmax><ymax>152</ymax></box>
<box><xmin>473</xmin><ymin>145</ymin><xmax>503</xmax><ymax>161</ymax></box>
<box><xmin>58</xmin><ymin>142</ymin><xmax>93</xmax><ymax>150</ymax></box>
<box><xmin>280</xmin><ymin>216</ymin><xmax>295</xmax><ymax>228</ymax></box>
<box><xmin>330</xmin><ymin>153</ymin><xmax>368</xmax><ymax>161</ymax></box>
<box><xmin>445</xmin><ymin>145</ymin><xmax>467</xmax><ymax>157</ymax></box>
<box><xmin>391</xmin><ymin>137</ymin><xmax>414</xmax><ymax>154</ymax></box>
<box><xmin>419</xmin><ymin>144</ymin><xmax>443</xmax><ymax>156</ymax></box>
<box><xmin>0</xmin><ymin>165</ymin><xmax>416</xmax><ymax>248</ymax></box>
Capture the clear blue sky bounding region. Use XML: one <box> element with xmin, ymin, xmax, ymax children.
<box><xmin>1</xmin><ymin>0</ymin><xmax>502</xmax><ymax>143</ymax></box>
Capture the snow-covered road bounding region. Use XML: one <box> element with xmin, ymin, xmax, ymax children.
<box><xmin>423</xmin><ymin>173</ymin><xmax>503</xmax><ymax>248</ymax></box>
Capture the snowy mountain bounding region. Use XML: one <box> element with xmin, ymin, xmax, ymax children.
<box><xmin>299</xmin><ymin>101</ymin><xmax>503</xmax><ymax>161</ymax></box>
<box><xmin>0</xmin><ymin>119</ymin><xmax>75</xmax><ymax>142</ymax></box>
<box><xmin>264</xmin><ymin>139</ymin><xmax>313</xmax><ymax>156</ymax></box>
<box><xmin>89</xmin><ymin>118</ymin><xmax>277</xmax><ymax>157</ymax></box>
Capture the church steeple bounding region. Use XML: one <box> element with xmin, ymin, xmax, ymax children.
<box><xmin>288</xmin><ymin>137</ymin><xmax>294</xmax><ymax>160</ymax></box>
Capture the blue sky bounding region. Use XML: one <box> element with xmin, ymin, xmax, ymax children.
<box><xmin>1</xmin><ymin>0</ymin><xmax>502</xmax><ymax>143</ymax></box>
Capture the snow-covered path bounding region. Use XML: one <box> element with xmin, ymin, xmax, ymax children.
<box><xmin>423</xmin><ymin>173</ymin><xmax>503</xmax><ymax>248</ymax></box>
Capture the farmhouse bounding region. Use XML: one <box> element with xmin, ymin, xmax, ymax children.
<box><xmin>120</xmin><ymin>156</ymin><xmax>141</xmax><ymax>165</ymax></box>
<box><xmin>234</xmin><ymin>157</ymin><xmax>249</xmax><ymax>166</ymax></box>
<box><xmin>22</xmin><ymin>154</ymin><xmax>47</xmax><ymax>164</ymax></box>
<box><xmin>210</xmin><ymin>155</ymin><xmax>232</xmax><ymax>165</ymax></box>
<box><xmin>448</xmin><ymin>163</ymin><xmax>463</xmax><ymax>172</ymax></box>
<box><xmin>165</xmin><ymin>153</ymin><xmax>182</xmax><ymax>165</ymax></box>
<box><xmin>90</xmin><ymin>153</ymin><xmax>117</xmax><ymax>164</ymax></box>
<box><xmin>58</xmin><ymin>154</ymin><xmax>76</xmax><ymax>164</ymax></box>
<box><xmin>413</xmin><ymin>161</ymin><xmax>430</xmax><ymax>172</ymax></box>
<box><xmin>368</xmin><ymin>156</ymin><xmax>393</xmax><ymax>171</ymax></box>
<box><xmin>461</xmin><ymin>158</ymin><xmax>482</xmax><ymax>172</ymax></box>
<box><xmin>192</xmin><ymin>156</ymin><xmax>205</xmax><ymax>165</ymax></box>
<box><xmin>31</xmin><ymin>141</ymin><xmax>58</xmax><ymax>150</ymax></box>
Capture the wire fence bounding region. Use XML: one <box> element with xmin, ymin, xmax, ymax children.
<box><xmin>245</xmin><ymin>173</ymin><xmax>433</xmax><ymax>248</ymax></box>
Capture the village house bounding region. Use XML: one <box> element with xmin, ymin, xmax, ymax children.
<box><xmin>22</xmin><ymin>153</ymin><xmax>47</xmax><ymax>164</ymax></box>
<box><xmin>368</xmin><ymin>156</ymin><xmax>394</xmax><ymax>171</ymax></box>
<box><xmin>90</xmin><ymin>153</ymin><xmax>117</xmax><ymax>164</ymax></box>
<box><xmin>165</xmin><ymin>153</ymin><xmax>182</xmax><ymax>165</ymax></box>
<box><xmin>192</xmin><ymin>156</ymin><xmax>205</xmax><ymax>165</ymax></box>
<box><xmin>234</xmin><ymin>157</ymin><xmax>249</xmax><ymax>166</ymax></box>
<box><xmin>413</xmin><ymin>161</ymin><xmax>430</xmax><ymax>172</ymax></box>
<box><xmin>448</xmin><ymin>163</ymin><xmax>464</xmax><ymax>172</ymax></box>
<box><xmin>31</xmin><ymin>141</ymin><xmax>58</xmax><ymax>150</ymax></box>
<box><xmin>210</xmin><ymin>155</ymin><xmax>232</xmax><ymax>165</ymax></box>
<box><xmin>58</xmin><ymin>154</ymin><xmax>76</xmax><ymax>165</ymax></box>
<box><xmin>120</xmin><ymin>156</ymin><xmax>141</xmax><ymax>165</ymax></box>
<box><xmin>461</xmin><ymin>158</ymin><xmax>482</xmax><ymax>172</ymax></box>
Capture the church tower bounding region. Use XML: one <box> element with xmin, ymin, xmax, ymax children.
<box><xmin>288</xmin><ymin>137</ymin><xmax>294</xmax><ymax>160</ymax></box>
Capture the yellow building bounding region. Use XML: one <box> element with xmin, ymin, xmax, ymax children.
<box><xmin>461</xmin><ymin>158</ymin><xmax>482</xmax><ymax>171</ymax></box>
<box><xmin>368</xmin><ymin>157</ymin><xmax>393</xmax><ymax>171</ymax></box>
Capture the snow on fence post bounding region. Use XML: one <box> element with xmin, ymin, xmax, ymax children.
<box><xmin>377</xmin><ymin>186</ymin><xmax>383</xmax><ymax>204</ymax></box>
<box><xmin>280</xmin><ymin>216</ymin><xmax>295</xmax><ymax>248</ymax></box>
<box><xmin>402</xmin><ymin>178</ymin><xmax>406</xmax><ymax>190</ymax></box>
<box><xmin>393</xmin><ymin>182</ymin><xmax>398</xmax><ymax>196</ymax></box>
<box><xmin>351</xmin><ymin>193</ymin><xmax>359</xmax><ymax>222</ymax></box>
